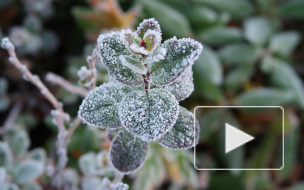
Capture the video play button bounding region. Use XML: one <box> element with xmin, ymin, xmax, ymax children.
<box><xmin>225</xmin><ymin>123</ymin><xmax>254</xmax><ymax>154</ymax></box>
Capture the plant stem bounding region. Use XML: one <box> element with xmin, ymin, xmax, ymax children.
<box><xmin>144</xmin><ymin>64</ymin><xmax>150</xmax><ymax>93</ymax></box>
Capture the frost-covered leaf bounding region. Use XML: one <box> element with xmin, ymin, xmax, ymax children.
<box><xmin>164</xmin><ymin>67</ymin><xmax>194</xmax><ymax>101</ymax></box>
<box><xmin>158</xmin><ymin>107</ymin><xmax>199</xmax><ymax>149</ymax></box>
<box><xmin>79</xmin><ymin>152</ymin><xmax>106</xmax><ymax>176</ymax></box>
<box><xmin>110</xmin><ymin>130</ymin><xmax>149</xmax><ymax>174</ymax></box>
<box><xmin>150</xmin><ymin>37</ymin><xmax>203</xmax><ymax>85</ymax></box>
<box><xmin>244</xmin><ymin>17</ymin><xmax>273</xmax><ymax>46</ymax></box>
<box><xmin>28</xmin><ymin>148</ymin><xmax>46</xmax><ymax>163</ymax></box>
<box><xmin>119</xmin><ymin>88</ymin><xmax>179</xmax><ymax>141</ymax></box>
<box><xmin>79</xmin><ymin>82</ymin><xmax>133</xmax><ymax>129</ymax></box>
<box><xmin>143</xmin><ymin>29</ymin><xmax>161</xmax><ymax>52</ymax></box>
<box><xmin>270</xmin><ymin>32</ymin><xmax>301</xmax><ymax>57</ymax></box>
<box><xmin>119</xmin><ymin>55</ymin><xmax>147</xmax><ymax>74</ymax></box>
<box><xmin>0</xmin><ymin>77</ymin><xmax>8</xmax><ymax>93</ymax></box>
<box><xmin>82</xmin><ymin>176</ymin><xmax>103</xmax><ymax>190</ymax></box>
<box><xmin>5</xmin><ymin>130</ymin><xmax>30</xmax><ymax>156</ymax></box>
<box><xmin>0</xmin><ymin>142</ymin><xmax>13</xmax><ymax>169</ymax></box>
<box><xmin>143</xmin><ymin>47</ymin><xmax>167</xmax><ymax>65</ymax></box>
<box><xmin>98</xmin><ymin>32</ymin><xmax>143</xmax><ymax>86</ymax></box>
<box><xmin>136</xmin><ymin>18</ymin><xmax>161</xmax><ymax>39</ymax></box>
<box><xmin>115</xmin><ymin>182</ymin><xmax>129</xmax><ymax>190</ymax></box>
<box><xmin>15</xmin><ymin>160</ymin><xmax>44</xmax><ymax>184</ymax></box>
<box><xmin>22</xmin><ymin>182</ymin><xmax>42</xmax><ymax>190</ymax></box>
<box><xmin>63</xmin><ymin>168</ymin><xmax>79</xmax><ymax>187</ymax></box>
<box><xmin>120</xmin><ymin>29</ymin><xmax>149</xmax><ymax>55</ymax></box>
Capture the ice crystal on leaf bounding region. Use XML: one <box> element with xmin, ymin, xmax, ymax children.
<box><xmin>119</xmin><ymin>88</ymin><xmax>179</xmax><ymax>141</ymax></box>
<box><xmin>164</xmin><ymin>67</ymin><xmax>194</xmax><ymax>101</ymax></box>
<box><xmin>97</xmin><ymin>32</ymin><xmax>143</xmax><ymax>86</ymax></box>
<box><xmin>150</xmin><ymin>37</ymin><xmax>202</xmax><ymax>85</ymax></box>
<box><xmin>110</xmin><ymin>130</ymin><xmax>149</xmax><ymax>174</ymax></box>
<box><xmin>78</xmin><ymin>82</ymin><xmax>134</xmax><ymax>129</ymax></box>
<box><xmin>158</xmin><ymin>106</ymin><xmax>200</xmax><ymax>149</ymax></box>
<box><xmin>79</xmin><ymin>18</ymin><xmax>203</xmax><ymax>174</ymax></box>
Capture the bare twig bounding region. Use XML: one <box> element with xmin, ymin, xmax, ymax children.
<box><xmin>46</xmin><ymin>72</ymin><xmax>88</xmax><ymax>97</ymax></box>
<box><xmin>1</xmin><ymin>38</ymin><xmax>70</xmax><ymax>188</ymax></box>
<box><xmin>65</xmin><ymin>117</ymin><xmax>82</xmax><ymax>141</ymax></box>
<box><xmin>86</xmin><ymin>47</ymin><xmax>98</xmax><ymax>89</ymax></box>
<box><xmin>1</xmin><ymin>38</ymin><xmax>69</xmax><ymax>130</ymax></box>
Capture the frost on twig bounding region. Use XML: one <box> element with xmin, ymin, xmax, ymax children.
<box><xmin>1</xmin><ymin>37</ymin><xmax>72</xmax><ymax>188</ymax></box>
<box><xmin>46</xmin><ymin>72</ymin><xmax>88</xmax><ymax>97</ymax></box>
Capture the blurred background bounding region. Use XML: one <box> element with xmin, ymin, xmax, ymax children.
<box><xmin>0</xmin><ymin>0</ymin><xmax>304</xmax><ymax>189</ymax></box>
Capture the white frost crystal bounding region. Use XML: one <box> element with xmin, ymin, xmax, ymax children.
<box><xmin>158</xmin><ymin>106</ymin><xmax>200</xmax><ymax>149</ymax></box>
<box><xmin>79</xmin><ymin>18</ymin><xmax>203</xmax><ymax>174</ymax></box>
<box><xmin>119</xmin><ymin>89</ymin><xmax>179</xmax><ymax>141</ymax></box>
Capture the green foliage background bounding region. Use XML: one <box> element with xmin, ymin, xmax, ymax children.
<box><xmin>0</xmin><ymin>0</ymin><xmax>304</xmax><ymax>189</ymax></box>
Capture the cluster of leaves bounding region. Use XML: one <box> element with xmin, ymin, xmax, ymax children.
<box><xmin>78</xmin><ymin>18</ymin><xmax>202</xmax><ymax>174</ymax></box>
<box><xmin>3</xmin><ymin>0</ymin><xmax>58</xmax><ymax>55</ymax></box>
<box><xmin>0</xmin><ymin>127</ymin><xmax>45</xmax><ymax>190</ymax></box>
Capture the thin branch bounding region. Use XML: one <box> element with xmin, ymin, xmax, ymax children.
<box><xmin>65</xmin><ymin>117</ymin><xmax>82</xmax><ymax>141</ymax></box>
<box><xmin>1</xmin><ymin>38</ymin><xmax>69</xmax><ymax>130</ymax></box>
<box><xmin>46</xmin><ymin>72</ymin><xmax>88</xmax><ymax>97</ymax></box>
<box><xmin>86</xmin><ymin>47</ymin><xmax>98</xmax><ymax>89</ymax></box>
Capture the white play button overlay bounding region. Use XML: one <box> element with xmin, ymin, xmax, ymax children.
<box><xmin>225</xmin><ymin>123</ymin><xmax>254</xmax><ymax>154</ymax></box>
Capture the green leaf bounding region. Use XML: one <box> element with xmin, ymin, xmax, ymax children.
<box><xmin>195</xmin><ymin>46</ymin><xmax>222</xmax><ymax>85</ymax></box>
<box><xmin>0</xmin><ymin>142</ymin><xmax>13</xmax><ymax>169</ymax></box>
<box><xmin>218</xmin><ymin>43</ymin><xmax>259</xmax><ymax>65</ymax></box>
<box><xmin>140</xmin><ymin>0</ymin><xmax>192</xmax><ymax>37</ymax></box>
<box><xmin>81</xmin><ymin>176</ymin><xmax>103</xmax><ymax>190</ymax></box>
<box><xmin>5</xmin><ymin>130</ymin><xmax>30</xmax><ymax>156</ymax></box>
<box><xmin>235</xmin><ymin>88</ymin><xmax>295</xmax><ymax>106</ymax></box>
<box><xmin>193</xmin><ymin>74</ymin><xmax>222</xmax><ymax>102</ymax></box>
<box><xmin>97</xmin><ymin>32</ymin><xmax>143</xmax><ymax>86</ymax></box>
<box><xmin>110</xmin><ymin>130</ymin><xmax>149</xmax><ymax>174</ymax></box>
<box><xmin>198</xmin><ymin>26</ymin><xmax>242</xmax><ymax>46</ymax></box>
<box><xmin>164</xmin><ymin>67</ymin><xmax>194</xmax><ymax>101</ymax></box>
<box><xmin>136</xmin><ymin>18</ymin><xmax>161</xmax><ymax>39</ymax></box>
<box><xmin>269</xmin><ymin>31</ymin><xmax>301</xmax><ymax>57</ymax></box>
<box><xmin>150</xmin><ymin>37</ymin><xmax>203</xmax><ymax>85</ymax></box>
<box><xmin>269</xmin><ymin>61</ymin><xmax>304</xmax><ymax>108</ymax></box>
<box><xmin>0</xmin><ymin>96</ymin><xmax>9</xmax><ymax>112</ymax></box>
<box><xmin>16</xmin><ymin>160</ymin><xmax>44</xmax><ymax>184</ymax></box>
<box><xmin>161</xmin><ymin>0</ymin><xmax>218</xmax><ymax>25</ymax></box>
<box><xmin>0</xmin><ymin>77</ymin><xmax>8</xmax><ymax>93</ymax></box>
<box><xmin>63</xmin><ymin>169</ymin><xmax>79</xmax><ymax>188</ymax></box>
<box><xmin>278</xmin><ymin>0</ymin><xmax>304</xmax><ymax>19</ymax></box>
<box><xmin>225</xmin><ymin>64</ymin><xmax>255</xmax><ymax>90</ymax></box>
<box><xmin>28</xmin><ymin>148</ymin><xmax>46</xmax><ymax>163</ymax></box>
<box><xmin>78</xmin><ymin>82</ymin><xmax>133</xmax><ymax>129</ymax></box>
<box><xmin>22</xmin><ymin>182</ymin><xmax>42</xmax><ymax>190</ymax></box>
<box><xmin>196</xmin><ymin>0</ymin><xmax>253</xmax><ymax>18</ymax></box>
<box><xmin>119</xmin><ymin>89</ymin><xmax>179</xmax><ymax>141</ymax></box>
<box><xmin>260</xmin><ymin>56</ymin><xmax>279</xmax><ymax>73</ymax></box>
<box><xmin>244</xmin><ymin>17</ymin><xmax>273</xmax><ymax>46</ymax></box>
<box><xmin>158</xmin><ymin>106</ymin><xmax>199</xmax><ymax>149</ymax></box>
<box><xmin>291</xmin><ymin>182</ymin><xmax>304</xmax><ymax>190</ymax></box>
<box><xmin>79</xmin><ymin>152</ymin><xmax>113</xmax><ymax>176</ymax></box>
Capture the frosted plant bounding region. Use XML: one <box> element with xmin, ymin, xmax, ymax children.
<box><xmin>78</xmin><ymin>18</ymin><xmax>203</xmax><ymax>174</ymax></box>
